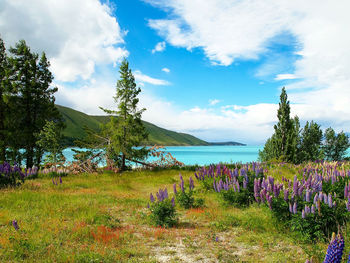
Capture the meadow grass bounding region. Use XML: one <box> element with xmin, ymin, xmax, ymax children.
<box><xmin>0</xmin><ymin>167</ymin><xmax>345</xmax><ymax>262</ymax></box>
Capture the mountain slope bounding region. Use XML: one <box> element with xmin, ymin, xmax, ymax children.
<box><xmin>57</xmin><ymin>105</ymin><xmax>209</xmax><ymax>146</ymax></box>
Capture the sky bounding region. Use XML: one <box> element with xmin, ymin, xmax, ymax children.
<box><xmin>1</xmin><ymin>0</ymin><xmax>350</xmax><ymax>145</ymax></box>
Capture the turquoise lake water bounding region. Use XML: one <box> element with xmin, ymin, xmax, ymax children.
<box><xmin>62</xmin><ymin>145</ymin><xmax>350</xmax><ymax>166</ymax></box>
<box><xmin>63</xmin><ymin>146</ymin><xmax>264</xmax><ymax>166</ymax></box>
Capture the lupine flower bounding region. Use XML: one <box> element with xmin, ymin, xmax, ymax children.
<box><xmin>311</xmin><ymin>205</ymin><xmax>315</xmax><ymax>214</ymax></box>
<box><xmin>293</xmin><ymin>202</ymin><xmax>297</xmax><ymax>214</ymax></box>
<box><xmin>302</xmin><ymin>209</ymin><xmax>305</xmax><ymax>219</ymax></box>
<box><xmin>305</xmin><ymin>190</ymin><xmax>310</xmax><ymax>202</ymax></box>
<box><xmin>150</xmin><ymin>193</ymin><xmax>155</xmax><ymax>203</ymax></box>
<box><xmin>59</xmin><ymin>176</ymin><xmax>62</xmax><ymax>184</ymax></box>
<box><xmin>12</xmin><ymin>220</ymin><xmax>19</xmax><ymax>231</ymax></box>
<box><xmin>328</xmin><ymin>194</ymin><xmax>333</xmax><ymax>208</ymax></box>
<box><xmin>284</xmin><ymin>189</ymin><xmax>289</xmax><ymax>201</ymax></box>
<box><xmin>171</xmin><ymin>197</ymin><xmax>175</xmax><ymax>207</ymax></box>
<box><xmin>324</xmin><ymin>233</ymin><xmax>344</xmax><ymax>263</ymax></box>
<box><xmin>189</xmin><ymin>177</ymin><xmax>194</xmax><ymax>191</ymax></box>
<box><xmin>173</xmin><ymin>183</ymin><xmax>177</xmax><ymax>194</ymax></box>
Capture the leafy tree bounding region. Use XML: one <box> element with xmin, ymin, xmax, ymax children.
<box><xmin>100</xmin><ymin>59</ymin><xmax>148</xmax><ymax>171</ymax></box>
<box><xmin>298</xmin><ymin>121</ymin><xmax>323</xmax><ymax>162</ymax></box>
<box><xmin>8</xmin><ymin>40</ymin><xmax>63</xmax><ymax>167</ymax></box>
<box><xmin>259</xmin><ymin>87</ymin><xmax>300</xmax><ymax>163</ymax></box>
<box><xmin>36</xmin><ymin>120</ymin><xmax>64</xmax><ymax>167</ymax></box>
<box><xmin>323</xmin><ymin>128</ymin><xmax>349</xmax><ymax>161</ymax></box>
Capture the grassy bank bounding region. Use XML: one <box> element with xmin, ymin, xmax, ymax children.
<box><xmin>0</xmin><ymin>166</ymin><xmax>347</xmax><ymax>262</ymax></box>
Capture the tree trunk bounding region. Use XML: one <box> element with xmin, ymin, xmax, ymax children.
<box><xmin>121</xmin><ymin>153</ymin><xmax>126</xmax><ymax>171</ymax></box>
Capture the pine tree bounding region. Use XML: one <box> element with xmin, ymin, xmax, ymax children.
<box><xmin>0</xmin><ymin>37</ymin><xmax>7</xmax><ymax>162</ymax></box>
<box><xmin>8</xmin><ymin>40</ymin><xmax>62</xmax><ymax>167</ymax></box>
<box><xmin>100</xmin><ymin>59</ymin><xmax>148</xmax><ymax>171</ymax></box>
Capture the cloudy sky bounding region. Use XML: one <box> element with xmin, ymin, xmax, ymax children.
<box><xmin>1</xmin><ymin>0</ymin><xmax>349</xmax><ymax>144</ymax></box>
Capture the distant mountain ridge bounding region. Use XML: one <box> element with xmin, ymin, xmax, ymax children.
<box><xmin>56</xmin><ymin>105</ymin><xmax>245</xmax><ymax>146</ymax></box>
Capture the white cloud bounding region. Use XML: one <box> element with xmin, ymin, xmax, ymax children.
<box><xmin>134</xmin><ymin>70</ymin><xmax>170</xmax><ymax>85</ymax></box>
<box><xmin>152</xmin><ymin>41</ymin><xmax>166</xmax><ymax>53</ymax></box>
<box><xmin>275</xmin><ymin>74</ymin><xmax>297</xmax><ymax>80</ymax></box>
<box><xmin>0</xmin><ymin>0</ymin><xmax>128</xmax><ymax>82</ymax></box>
<box><xmin>209</xmin><ymin>99</ymin><xmax>220</xmax><ymax>106</ymax></box>
<box><xmin>146</xmin><ymin>0</ymin><xmax>350</xmax><ymax>135</ymax></box>
<box><xmin>162</xmin><ymin>67</ymin><xmax>170</xmax><ymax>73</ymax></box>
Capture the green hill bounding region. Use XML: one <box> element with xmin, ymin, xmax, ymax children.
<box><xmin>56</xmin><ymin>105</ymin><xmax>209</xmax><ymax>146</ymax></box>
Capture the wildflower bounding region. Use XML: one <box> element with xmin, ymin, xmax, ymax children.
<box><xmin>12</xmin><ymin>220</ymin><xmax>19</xmax><ymax>231</ymax></box>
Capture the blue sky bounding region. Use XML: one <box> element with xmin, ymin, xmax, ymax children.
<box><xmin>1</xmin><ymin>0</ymin><xmax>350</xmax><ymax>144</ymax></box>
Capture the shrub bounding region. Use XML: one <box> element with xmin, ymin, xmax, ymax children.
<box><xmin>0</xmin><ymin>162</ymin><xmax>24</xmax><ymax>188</ymax></box>
<box><xmin>148</xmin><ymin>188</ymin><xmax>177</xmax><ymax>227</ymax></box>
<box><xmin>175</xmin><ymin>175</ymin><xmax>204</xmax><ymax>209</ymax></box>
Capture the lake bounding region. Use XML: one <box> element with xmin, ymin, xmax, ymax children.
<box><xmin>63</xmin><ymin>145</ymin><xmax>264</xmax><ymax>166</ymax></box>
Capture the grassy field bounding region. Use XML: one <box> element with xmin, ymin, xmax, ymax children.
<box><xmin>0</xmin><ymin>166</ymin><xmax>346</xmax><ymax>262</ymax></box>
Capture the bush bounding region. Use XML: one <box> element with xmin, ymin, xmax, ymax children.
<box><xmin>148</xmin><ymin>188</ymin><xmax>177</xmax><ymax>227</ymax></box>
<box><xmin>0</xmin><ymin>162</ymin><xmax>24</xmax><ymax>188</ymax></box>
<box><xmin>175</xmin><ymin>175</ymin><xmax>204</xmax><ymax>209</ymax></box>
<box><xmin>220</xmin><ymin>188</ymin><xmax>251</xmax><ymax>208</ymax></box>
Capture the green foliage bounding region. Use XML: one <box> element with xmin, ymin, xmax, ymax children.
<box><xmin>176</xmin><ymin>190</ymin><xmax>204</xmax><ymax>209</ymax></box>
<box><xmin>0</xmin><ymin>36</ymin><xmax>9</xmax><ymax>163</ymax></box>
<box><xmin>298</xmin><ymin>121</ymin><xmax>323</xmax><ymax>162</ymax></box>
<box><xmin>260</xmin><ymin>87</ymin><xmax>349</xmax><ymax>163</ymax></box>
<box><xmin>149</xmin><ymin>198</ymin><xmax>177</xmax><ymax>227</ymax></box>
<box><xmin>1</xmin><ymin>39</ymin><xmax>64</xmax><ymax>167</ymax></box>
<box><xmin>259</xmin><ymin>87</ymin><xmax>300</xmax><ymax>163</ymax></box>
<box><xmin>323</xmin><ymin>128</ymin><xmax>350</xmax><ymax>161</ymax></box>
<box><xmin>36</xmin><ymin>120</ymin><xmax>64</xmax><ymax>167</ymax></box>
<box><xmin>220</xmin><ymin>188</ymin><xmax>251</xmax><ymax>208</ymax></box>
<box><xmin>100</xmin><ymin>59</ymin><xmax>149</xmax><ymax>171</ymax></box>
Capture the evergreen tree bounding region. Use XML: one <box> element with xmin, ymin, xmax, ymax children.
<box><xmin>323</xmin><ymin>128</ymin><xmax>349</xmax><ymax>161</ymax></box>
<box><xmin>298</xmin><ymin>121</ymin><xmax>323</xmax><ymax>162</ymax></box>
<box><xmin>8</xmin><ymin>40</ymin><xmax>62</xmax><ymax>168</ymax></box>
<box><xmin>0</xmin><ymin>37</ymin><xmax>7</xmax><ymax>162</ymax></box>
<box><xmin>100</xmin><ymin>59</ymin><xmax>148</xmax><ymax>171</ymax></box>
<box><xmin>259</xmin><ymin>87</ymin><xmax>300</xmax><ymax>163</ymax></box>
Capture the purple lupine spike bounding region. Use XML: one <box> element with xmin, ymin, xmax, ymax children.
<box><xmin>173</xmin><ymin>183</ymin><xmax>177</xmax><ymax>195</ymax></box>
<box><xmin>236</xmin><ymin>181</ymin><xmax>240</xmax><ymax>192</ymax></box>
<box><xmin>328</xmin><ymin>194</ymin><xmax>332</xmax><ymax>208</ymax></box>
<box><xmin>289</xmin><ymin>203</ymin><xmax>293</xmax><ymax>213</ymax></box>
<box><xmin>324</xmin><ymin>193</ymin><xmax>328</xmax><ymax>204</ymax></box>
<box><xmin>311</xmin><ymin>205</ymin><xmax>315</xmax><ymax>214</ymax></box>
<box><xmin>180</xmin><ymin>180</ymin><xmax>184</xmax><ymax>192</ymax></box>
<box><xmin>313</xmin><ymin>193</ymin><xmax>318</xmax><ymax>204</ymax></box>
<box><xmin>293</xmin><ymin>202</ymin><xmax>297</xmax><ymax>214</ymax></box>
<box><xmin>302</xmin><ymin>210</ymin><xmax>305</xmax><ymax>219</ymax></box>
<box><xmin>164</xmin><ymin>188</ymin><xmax>168</xmax><ymax>199</ymax></box>
<box><xmin>171</xmin><ymin>197</ymin><xmax>175</xmax><ymax>207</ymax></box>
<box><xmin>305</xmin><ymin>189</ymin><xmax>310</xmax><ymax>202</ymax></box>
<box><xmin>189</xmin><ymin>177</ymin><xmax>194</xmax><ymax>191</ymax></box>
<box><xmin>243</xmin><ymin>178</ymin><xmax>247</xmax><ymax>189</ymax></box>
<box><xmin>12</xmin><ymin>220</ymin><xmax>19</xmax><ymax>231</ymax></box>
<box><xmin>284</xmin><ymin>188</ymin><xmax>291</xmax><ymax>201</ymax></box>
<box><xmin>59</xmin><ymin>176</ymin><xmax>62</xmax><ymax>184</ymax></box>
<box><xmin>293</xmin><ymin>175</ymin><xmax>298</xmax><ymax>193</ymax></box>
<box><xmin>345</xmin><ymin>184</ymin><xmax>348</xmax><ymax>199</ymax></box>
